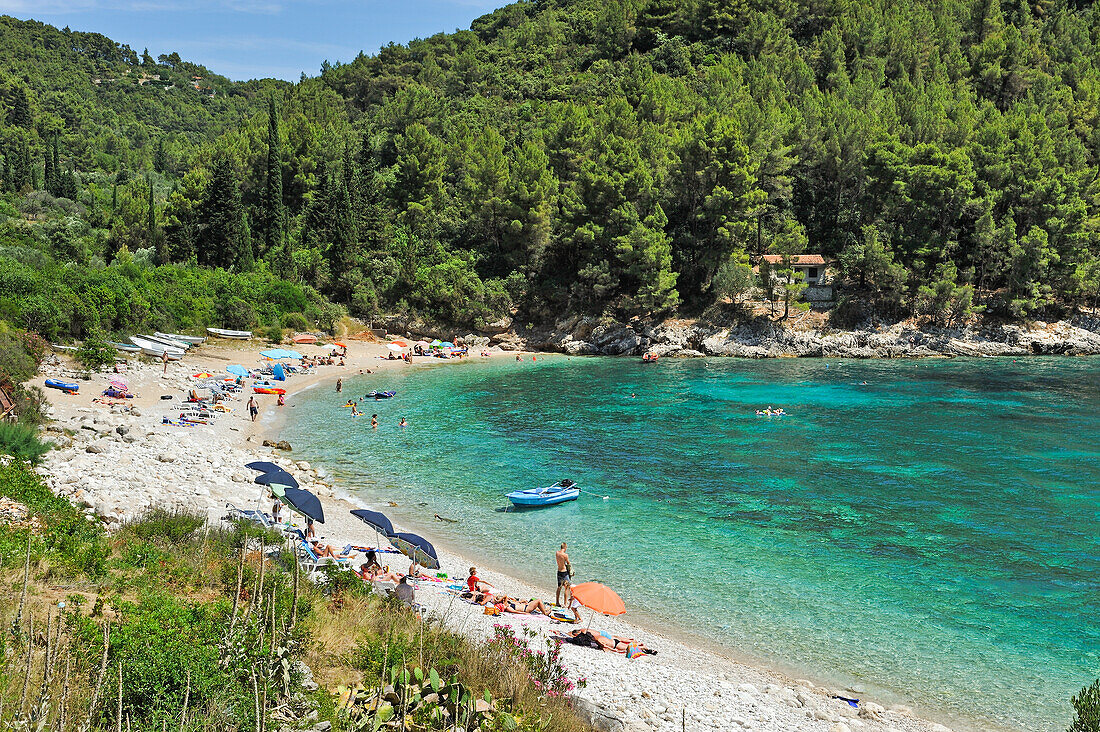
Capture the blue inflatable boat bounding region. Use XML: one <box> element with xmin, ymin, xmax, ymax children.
<box><xmin>45</xmin><ymin>378</ymin><xmax>79</xmax><ymax>393</ymax></box>
<box><xmin>507</xmin><ymin>480</ymin><xmax>580</xmax><ymax>508</ymax></box>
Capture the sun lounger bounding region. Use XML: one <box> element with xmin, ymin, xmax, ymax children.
<box><xmin>224</xmin><ymin>504</ymin><xmax>275</xmax><ymax>528</ymax></box>
<box><xmin>296</xmin><ymin>541</ymin><xmax>353</xmax><ymax>582</ymax></box>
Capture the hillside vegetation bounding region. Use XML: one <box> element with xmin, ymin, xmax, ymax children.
<box><xmin>1</xmin><ymin>0</ymin><xmax>1100</xmax><ymax>339</ymax></box>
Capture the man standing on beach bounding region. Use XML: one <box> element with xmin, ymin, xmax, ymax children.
<box><xmin>247</xmin><ymin>396</ymin><xmax>258</xmax><ymax>422</ymax></box>
<box><xmin>161</xmin><ymin>350</ymin><xmax>168</xmax><ymax>374</ymax></box>
<box><xmin>556</xmin><ymin>542</ymin><xmax>573</xmax><ymax>606</ymax></box>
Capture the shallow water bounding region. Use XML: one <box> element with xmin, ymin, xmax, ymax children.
<box><xmin>284</xmin><ymin>356</ymin><xmax>1100</xmax><ymax>731</ymax></box>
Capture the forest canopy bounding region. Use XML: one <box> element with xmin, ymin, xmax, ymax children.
<box><xmin>1</xmin><ymin>0</ymin><xmax>1099</xmax><ymax>337</ymax></box>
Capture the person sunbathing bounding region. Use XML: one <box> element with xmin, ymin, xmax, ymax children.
<box><xmin>566</xmin><ymin>629</ymin><xmax>655</xmax><ymax>654</ymax></box>
<box><xmin>309</xmin><ymin>539</ymin><xmax>355</xmax><ymax>560</ymax></box>
<box><xmin>360</xmin><ymin>564</ymin><xmax>405</xmax><ymax>584</ymax></box>
<box><xmin>494</xmin><ymin>595</ymin><xmax>552</xmax><ymax>617</ymax></box>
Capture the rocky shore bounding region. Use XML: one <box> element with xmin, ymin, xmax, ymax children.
<box><xmin>388</xmin><ymin>313</ymin><xmax>1100</xmax><ymax>359</ymax></box>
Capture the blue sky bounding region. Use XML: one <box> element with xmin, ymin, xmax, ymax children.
<box><xmin>0</xmin><ymin>0</ymin><xmax>508</xmax><ymax>81</ymax></box>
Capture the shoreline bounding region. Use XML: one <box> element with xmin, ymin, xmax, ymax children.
<box><xmin>31</xmin><ymin>340</ymin><xmax>992</xmax><ymax>732</ymax></box>
<box><xmin>396</xmin><ymin>312</ymin><xmax>1100</xmax><ymax>360</ymax></box>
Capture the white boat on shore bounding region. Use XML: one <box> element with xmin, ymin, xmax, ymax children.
<box><xmin>156</xmin><ymin>332</ymin><xmax>205</xmax><ymax>345</ymax></box>
<box><xmin>109</xmin><ymin>341</ymin><xmax>141</xmax><ymax>354</ymax></box>
<box><xmin>206</xmin><ymin>327</ymin><xmax>252</xmax><ymax>340</ymax></box>
<box><xmin>142</xmin><ymin>333</ymin><xmax>192</xmax><ymax>350</ymax></box>
<box><xmin>130</xmin><ymin>336</ymin><xmax>184</xmax><ymax>360</ymax></box>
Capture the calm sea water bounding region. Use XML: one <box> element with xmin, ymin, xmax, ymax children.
<box><xmin>283</xmin><ymin>356</ymin><xmax>1100</xmax><ymax>731</ymax></box>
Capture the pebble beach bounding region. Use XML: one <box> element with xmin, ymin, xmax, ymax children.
<box><xmin>31</xmin><ymin>339</ymin><xmax>964</xmax><ymax>732</ymax></box>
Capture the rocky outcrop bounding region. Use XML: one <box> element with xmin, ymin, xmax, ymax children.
<box><xmin>507</xmin><ymin>314</ymin><xmax>1100</xmax><ymax>359</ymax></box>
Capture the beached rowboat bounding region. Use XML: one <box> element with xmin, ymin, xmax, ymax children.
<box><xmin>291</xmin><ymin>334</ymin><xmax>317</xmax><ymax>344</ymax></box>
<box><xmin>142</xmin><ymin>334</ymin><xmax>192</xmax><ymax>350</ymax></box>
<box><xmin>109</xmin><ymin>341</ymin><xmax>141</xmax><ymax>353</ymax></box>
<box><xmin>207</xmin><ymin>327</ymin><xmax>252</xmax><ymax>340</ymax></box>
<box><xmin>253</xmin><ymin>386</ymin><xmax>286</xmax><ymax>395</ymax></box>
<box><xmin>130</xmin><ymin>336</ymin><xmax>184</xmax><ymax>360</ymax></box>
<box><xmin>156</xmin><ymin>332</ymin><xmax>205</xmax><ymax>345</ymax></box>
<box><xmin>507</xmin><ymin>480</ymin><xmax>580</xmax><ymax>507</ymax></box>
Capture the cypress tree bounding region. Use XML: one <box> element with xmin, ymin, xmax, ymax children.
<box><xmin>60</xmin><ymin>165</ymin><xmax>78</xmax><ymax>200</ymax></box>
<box><xmin>153</xmin><ymin>137</ymin><xmax>168</xmax><ymax>174</ymax></box>
<box><xmin>44</xmin><ymin>136</ymin><xmax>57</xmax><ymax>196</ymax></box>
<box><xmin>262</xmin><ymin>98</ymin><xmax>284</xmax><ymax>255</ymax></box>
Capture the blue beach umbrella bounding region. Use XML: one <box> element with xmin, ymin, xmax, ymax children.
<box><xmin>227</xmin><ymin>365</ymin><xmax>248</xmax><ymax>378</ymax></box>
<box><xmin>255</xmin><ymin>470</ymin><xmax>299</xmax><ymax>489</ymax></box>
<box><xmin>389</xmin><ymin>532</ymin><xmax>439</xmax><ymax>570</ymax></box>
<box><xmin>350</xmin><ymin>509</ymin><xmax>395</xmax><ymax>537</ymax></box>
<box><xmin>281</xmin><ymin>486</ymin><xmax>325</xmax><ymax>523</ymax></box>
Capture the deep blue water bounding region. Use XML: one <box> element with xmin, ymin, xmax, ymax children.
<box><xmin>283</xmin><ymin>356</ymin><xmax>1100</xmax><ymax>731</ymax></box>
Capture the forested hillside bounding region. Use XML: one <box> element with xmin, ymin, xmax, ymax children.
<box><xmin>2</xmin><ymin>0</ymin><xmax>1100</xmax><ymax>341</ymax></box>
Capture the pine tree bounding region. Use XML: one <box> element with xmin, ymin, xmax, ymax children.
<box><xmin>196</xmin><ymin>154</ymin><xmax>245</xmax><ymax>269</ymax></box>
<box><xmin>326</xmin><ymin>180</ymin><xmax>359</xmax><ymax>302</ymax></box>
<box><xmin>8</xmin><ymin>86</ymin><xmax>31</xmax><ymax>128</ymax></box>
<box><xmin>7</xmin><ymin>135</ymin><xmax>31</xmax><ymax>192</ymax></box>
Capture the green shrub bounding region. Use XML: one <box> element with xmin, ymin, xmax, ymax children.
<box><xmin>75</xmin><ymin>326</ymin><xmax>117</xmax><ymax>371</ymax></box>
<box><xmin>280</xmin><ymin>311</ymin><xmax>309</xmax><ymax>331</ymax></box>
<box><xmin>1070</xmin><ymin>679</ymin><xmax>1100</xmax><ymax>732</ymax></box>
<box><xmin>100</xmin><ymin>592</ymin><xmax>239</xmax><ymax>730</ymax></box>
<box><xmin>218</xmin><ymin>296</ymin><xmax>256</xmax><ymax>330</ymax></box>
<box><xmin>119</xmin><ymin>540</ymin><xmax>171</xmax><ymax>569</ymax></box>
<box><xmin>130</xmin><ymin>506</ymin><xmax>206</xmax><ymax>544</ymax></box>
<box><xmin>0</xmin><ymin>421</ymin><xmax>51</xmax><ymax>464</ymax></box>
<box><xmin>262</xmin><ymin>323</ymin><xmax>284</xmax><ymax>343</ymax></box>
<box><xmin>0</xmin><ymin>461</ymin><xmax>105</xmax><ymax>576</ymax></box>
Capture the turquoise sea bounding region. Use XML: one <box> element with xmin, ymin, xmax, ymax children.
<box><xmin>283</xmin><ymin>356</ymin><xmax>1100</xmax><ymax>731</ymax></box>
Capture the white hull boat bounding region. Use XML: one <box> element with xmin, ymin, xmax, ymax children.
<box><xmin>206</xmin><ymin>328</ymin><xmax>252</xmax><ymax>340</ymax></box>
<box><xmin>130</xmin><ymin>336</ymin><xmax>185</xmax><ymax>359</ymax></box>
<box><xmin>143</xmin><ymin>334</ymin><xmax>192</xmax><ymax>350</ymax></box>
<box><xmin>156</xmin><ymin>332</ymin><xmax>205</xmax><ymax>345</ymax></box>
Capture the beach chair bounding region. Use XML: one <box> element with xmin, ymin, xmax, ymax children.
<box><xmin>224</xmin><ymin>504</ymin><xmax>275</xmax><ymax>528</ymax></box>
<box><xmin>296</xmin><ymin>541</ymin><xmax>353</xmax><ymax>582</ymax></box>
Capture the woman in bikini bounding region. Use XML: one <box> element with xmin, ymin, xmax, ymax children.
<box><xmin>567</xmin><ymin>629</ymin><xmax>653</xmax><ymax>654</ymax></box>
<box><xmin>494</xmin><ymin>596</ymin><xmax>553</xmax><ymax>617</ymax></box>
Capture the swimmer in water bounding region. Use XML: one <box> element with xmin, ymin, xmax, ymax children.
<box><xmin>371</xmin><ymin>414</ymin><xmax>378</xmax><ymax>428</ymax></box>
<box><xmin>630</xmin><ymin>392</ymin><xmax>636</xmax><ymax>398</ymax></box>
<box><xmin>399</xmin><ymin>417</ymin><xmax>407</xmax><ymax>427</ymax></box>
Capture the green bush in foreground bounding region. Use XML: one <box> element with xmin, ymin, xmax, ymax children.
<box><xmin>1070</xmin><ymin>680</ymin><xmax>1100</xmax><ymax>732</ymax></box>
<box><xmin>0</xmin><ymin>421</ymin><xmax>51</xmax><ymax>464</ymax></box>
<box><xmin>75</xmin><ymin>326</ymin><xmax>118</xmax><ymax>371</ymax></box>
